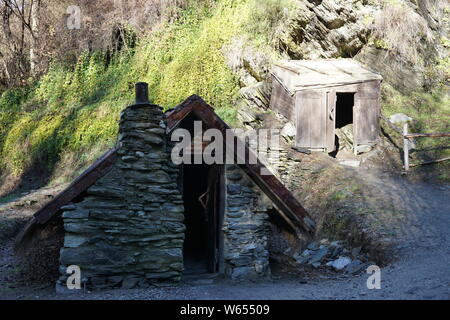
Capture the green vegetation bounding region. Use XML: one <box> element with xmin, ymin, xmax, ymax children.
<box><xmin>244</xmin><ymin>0</ymin><xmax>295</xmax><ymax>46</ymax></box>
<box><xmin>0</xmin><ymin>0</ymin><xmax>447</xmax><ymax>191</ymax></box>
<box><xmin>0</xmin><ymin>0</ymin><xmax>284</xmax><ymax>186</ymax></box>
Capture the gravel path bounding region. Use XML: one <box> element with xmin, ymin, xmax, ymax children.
<box><xmin>1</xmin><ymin>174</ymin><xmax>449</xmax><ymax>300</ymax></box>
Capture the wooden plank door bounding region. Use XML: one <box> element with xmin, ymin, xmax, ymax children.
<box><xmin>326</xmin><ymin>91</ymin><xmax>337</xmax><ymax>152</ymax></box>
<box><xmin>296</xmin><ymin>90</ymin><xmax>326</xmax><ymax>149</ymax></box>
<box><xmin>354</xmin><ymin>81</ymin><xmax>381</xmax><ymax>146</ymax></box>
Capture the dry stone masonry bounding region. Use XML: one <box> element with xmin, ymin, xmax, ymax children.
<box><xmin>223</xmin><ymin>164</ymin><xmax>271</xmax><ymax>279</ymax></box>
<box><xmin>56</xmin><ymin>84</ymin><xmax>274</xmax><ymax>290</ymax></box>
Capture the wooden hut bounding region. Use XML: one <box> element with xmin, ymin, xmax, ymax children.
<box><xmin>16</xmin><ymin>85</ymin><xmax>316</xmax><ymax>289</ymax></box>
<box><xmin>270</xmin><ymin>59</ymin><xmax>383</xmax><ymax>153</ymax></box>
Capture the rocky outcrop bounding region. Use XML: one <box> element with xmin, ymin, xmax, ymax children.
<box><xmin>281</xmin><ymin>0</ymin><xmax>446</xmax><ymax>92</ymax></box>
<box><xmin>355</xmin><ymin>47</ymin><xmax>426</xmax><ymax>93</ymax></box>
<box><xmin>278</xmin><ymin>0</ymin><xmax>375</xmax><ymax>60</ymax></box>
<box><xmin>226</xmin><ymin>0</ymin><xmax>376</xmax><ymax>115</ymax></box>
<box><xmin>228</xmin><ymin>0</ymin><xmax>447</xmax><ymax>114</ymax></box>
<box><xmin>239</xmin><ymin>82</ymin><xmax>272</xmax><ymax>111</ymax></box>
<box><xmin>223</xmin><ymin>37</ymin><xmax>271</xmax><ymax>88</ymax></box>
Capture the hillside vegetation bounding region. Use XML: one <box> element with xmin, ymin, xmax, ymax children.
<box><xmin>0</xmin><ymin>0</ymin><xmax>449</xmax><ymax>195</ymax></box>
<box><xmin>0</xmin><ymin>0</ymin><xmax>254</xmax><ymax>192</ymax></box>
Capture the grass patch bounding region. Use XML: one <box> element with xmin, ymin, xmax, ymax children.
<box><xmin>382</xmin><ymin>83</ymin><xmax>450</xmax><ymax>163</ymax></box>
<box><xmin>0</xmin><ymin>0</ymin><xmax>277</xmax><ymax>187</ymax></box>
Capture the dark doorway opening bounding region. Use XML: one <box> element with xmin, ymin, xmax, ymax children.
<box><xmin>181</xmin><ymin>163</ymin><xmax>223</xmax><ymax>275</ymax></box>
<box><xmin>335</xmin><ymin>92</ymin><xmax>355</xmax><ymax>129</ymax></box>
<box><xmin>182</xmin><ymin>164</ymin><xmax>209</xmax><ymax>274</ymax></box>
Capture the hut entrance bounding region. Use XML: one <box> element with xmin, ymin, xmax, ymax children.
<box><xmin>181</xmin><ymin>163</ymin><xmax>223</xmax><ymax>275</ymax></box>
<box><xmin>335</xmin><ymin>92</ymin><xmax>355</xmax><ymax>129</ymax></box>
<box><xmin>332</xmin><ymin>92</ymin><xmax>356</xmax><ymax>154</ymax></box>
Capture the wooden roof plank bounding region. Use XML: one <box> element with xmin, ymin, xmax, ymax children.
<box><xmin>272</xmin><ymin>58</ymin><xmax>382</xmax><ymax>92</ymax></box>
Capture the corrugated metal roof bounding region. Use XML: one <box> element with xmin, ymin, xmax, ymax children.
<box><xmin>272</xmin><ymin>59</ymin><xmax>382</xmax><ymax>92</ymax></box>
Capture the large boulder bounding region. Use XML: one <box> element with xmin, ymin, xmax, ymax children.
<box><xmin>278</xmin><ymin>0</ymin><xmax>374</xmax><ymax>59</ymax></box>
<box><xmin>335</xmin><ymin>124</ymin><xmax>354</xmax><ymax>152</ymax></box>
<box><xmin>239</xmin><ymin>82</ymin><xmax>272</xmax><ymax>110</ymax></box>
<box><xmin>223</xmin><ymin>37</ymin><xmax>270</xmax><ymax>87</ymax></box>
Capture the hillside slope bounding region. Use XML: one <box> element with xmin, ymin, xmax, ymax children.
<box><xmin>0</xmin><ymin>1</ymin><xmax>449</xmax><ymax>291</ymax></box>
<box><xmin>0</xmin><ymin>0</ymin><xmax>448</xmax><ymax>195</ymax></box>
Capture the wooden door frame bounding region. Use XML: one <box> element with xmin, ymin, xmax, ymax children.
<box><xmin>354</xmin><ymin>80</ymin><xmax>382</xmax><ymax>149</ymax></box>
<box><xmin>216</xmin><ymin>164</ymin><xmax>225</xmax><ymax>274</ymax></box>
<box><xmin>326</xmin><ymin>90</ymin><xmax>337</xmax><ymax>153</ymax></box>
<box><xmin>180</xmin><ymin>163</ymin><xmax>225</xmax><ymax>274</ymax></box>
<box><xmin>332</xmin><ymin>90</ymin><xmax>358</xmax><ymax>153</ymax></box>
<box><xmin>353</xmin><ymin>94</ymin><xmax>360</xmax><ymax>154</ymax></box>
<box><xmin>206</xmin><ymin>164</ymin><xmax>225</xmax><ymax>273</ymax></box>
<box><xmin>211</xmin><ymin>164</ymin><xmax>225</xmax><ymax>274</ymax></box>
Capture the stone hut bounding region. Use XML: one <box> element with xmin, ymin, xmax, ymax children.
<box><xmin>16</xmin><ymin>83</ymin><xmax>315</xmax><ymax>290</ymax></box>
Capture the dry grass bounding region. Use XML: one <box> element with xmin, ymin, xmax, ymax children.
<box><xmin>372</xmin><ymin>1</ymin><xmax>433</xmax><ymax>65</ymax></box>
<box><xmin>287</xmin><ymin>151</ymin><xmax>411</xmax><ymax>265</ymax></box>
<box><xmin>18</xmin><ymin>221</ymin><xmax>64</xmax><ymax>285</ymax></box>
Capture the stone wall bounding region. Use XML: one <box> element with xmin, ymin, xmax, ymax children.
<box><xmin>56</xmin><ymin>85</ymin><xmax>280</xmax><ymax>289</ymax></box>
<box><xmin>223</xmin><ymin>164</ymin><xmax>271</xmax><ymax>279</ymax></box>
<box><xmin>57</xmin><ymin>101</ymin><xmax>185</xmax><ymax>290</ymax></box>
<box><xmin>256</xmin><ymin>145</ymin><xmax>303</xmax><ymax>191</ymax></box>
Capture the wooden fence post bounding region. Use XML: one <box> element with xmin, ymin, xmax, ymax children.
<box><xmin>380</xmin><ymin>114</ymin><xmax>450</xmax><ymax>171</ymax></box>
<box><xmin>403</xmin><ymin>123</ymin><xmax>409</xmax><ymax>172</ymax></box>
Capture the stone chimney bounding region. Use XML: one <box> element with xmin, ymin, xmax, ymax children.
<box><xmin>57</xmin><ymin>83</ymin><xmax>185</xmax><ymax>291</ymax></box>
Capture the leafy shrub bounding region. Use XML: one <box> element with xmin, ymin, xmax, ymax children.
<box><xmin>0</xmin><ymin>0</ymin><xmax>256</xmax><ymax>184</ymax></box>
<box><xmin>382</xmin><ymin>83</ymin><xmax>450</xmax><ymax>160</ymax></box>
<box><xmin>244</xmin><ymin>0</ymin><xmax>294</xmax><ymax>46</ymax></box>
